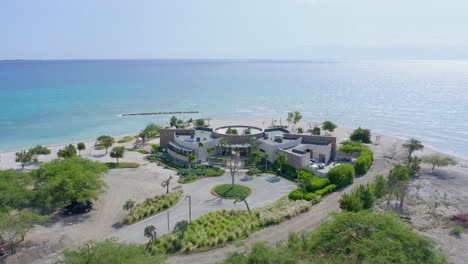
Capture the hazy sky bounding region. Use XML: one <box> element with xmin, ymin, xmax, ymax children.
<box><xmin>1</xmin><ymin>0</ymin><xmax>468</xmax><ymax>59</ymax></box>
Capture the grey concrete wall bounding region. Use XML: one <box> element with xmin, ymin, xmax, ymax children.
<box><xmin>160</xmin><ymin>128</ymin><xmax>195</xmax><ymax>148</ymax></box>
<box><xmin>281</xmin><ymin>150</ymin><xmax>309</xmax><ymax>170</ymax></box>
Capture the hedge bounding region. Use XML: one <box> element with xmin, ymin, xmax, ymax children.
<box><xmin>273</xmin><ymin>162</ymin><xmax>297</xmax><ymax>181</ymax></box>
<box><xmin>298</xmin><ymin>169</ymin><xmax>330</xmax><ymax>192</ymax></box>
<box><xmin>354</xmin><ymin>148</ymin><xmax>373</xmax><ymax>175</ymax></box>
<box><xmin>327</xmin><ymin>164</ymin><xmax>355</xmax><ymax>188</ymax></box>
<box><xmin>308</xmin><ymin>176</ymin><xmax>330</xmax><ymax>192</ymax></box>
<box><xmin>339</xmin><ymin>141</ymin><xmax>374</xmax><ymax>175</ymax></box>
<box><xmin>288</xmin><ymin>189</ymin><xmax>307</xmax><ymax>200</ymax></box>
<box><xmin>315</xmin><ymin>184</ymin><xmax>337</xmax><ymax>196</ymax></box>
<box><xmin>304</xmin><ymin>192</ymin><xmax>318</xmax><ymax>201</ymax></box>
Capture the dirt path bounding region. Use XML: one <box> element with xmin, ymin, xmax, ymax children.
<box><xmin>169</xmin><ymin>158</ymin><xmax>393</xmax><ymax>264</ymax></box>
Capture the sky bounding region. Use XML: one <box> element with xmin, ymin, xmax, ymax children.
<box><xmin>1</xmin><ymin>0</ymin><xmax>468</xmax><ymax>60</ymax></box>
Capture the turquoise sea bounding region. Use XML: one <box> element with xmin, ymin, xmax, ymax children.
<box><xmin>1</xmin><ymin>60</ymin><xmax>467</xmax><ymax>157</ymax></box>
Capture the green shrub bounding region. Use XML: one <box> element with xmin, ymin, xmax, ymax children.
<box><xmin>272</xmin><ymin>162</ymin><xmax>297</xmax><ymax>180</ymax></box>
<box><xmin>124</xmin><ymin>190</ymin><xmax>183</xmax><ymax>224</ymax></box>
<box><xmin>149</xmin><ymin>197</ymin><xmax>312</xmax><ymax>255</ymax></box>
<box><xmin>327</xmin><ymin>164</ymin><xmax>355</xmax><ymax>188</ymax></box>
<box><xmin>304</xmin><ymin>192</ymin><xmax>317</xmax><ymax>201</ymax></box>
<box><xmin>350</xmin><ymin>127</ymin><xmax>372</xmax><ymax>143</ymax></box>
<box><xmin>315</xmin><ymin>184</ymin><xmax>336</xmax><ymax>196</ymax></box>
<box><xmin>354</xmin><ymin>148</ymin><xmax>373</xmax><ymax>175</ymax></box>
<box><xmin>308</xmin><ymin>176</ymin><xmax>330</xmax><ymax>192</ymax></box>
<box><xmin>288</xmin><ymin>189</ymin><xmax>307</xmax><ymax>200</ymax></box>
<box><xmin>450</xmin><ymin>225</ymin><xmax>463</xmax><ymax>236</ymax></box>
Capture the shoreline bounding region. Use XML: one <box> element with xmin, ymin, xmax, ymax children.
<box><xmin>0</xmin><ymin>117</ymin><xmax>467</xmax><ymax>168</ymax></box>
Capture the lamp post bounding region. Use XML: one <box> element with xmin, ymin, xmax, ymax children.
<box><xmin>187</xmin><ymin>195</ymin><xmax>192</xmax><ymax>223</ymax></box>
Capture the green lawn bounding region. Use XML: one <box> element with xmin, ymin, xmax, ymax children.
<box><xmin>117</xmin><ymin>136</ymin><xmax>134</xmax><ymax>143</ymax></box>
<box><xmin>125</xmin><ymin>148</ymin><xmax>149</xmax><ymax>154</ymax></box>
<box><xmin>213</xmin><ymin>184</ymin><xmax>252</xmax><ymax>199</ymax></box>
<box><xmin>105</xmin><ymin>162</ymin><xmax>140</xmax><ymax>169</ymax></box>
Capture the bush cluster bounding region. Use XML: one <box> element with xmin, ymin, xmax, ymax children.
<box><xmin>272</xmin><ymin>162</ymin><xmax>297</xmax><ymax>181</ymax></box>
<box><xmin>288</xmin><ymin>189</ymin><xmax>306</xmax><ymax>200</ymax></box>
<box><xmin>298</xmin><ymin>169</ymin><xmax>330</xmax><ymax>192</ymax></box>
<box><xmin>314</xmin><ymin>184</ymin><xmax>336</xmax><ymax>196</ymax></box>
<box><xmin>354</xmin><ymin>148</ymin><xmax>374</xmax><ymax>175</ymax></box>
<box><xmin>327</xmin><ymin>164</ymin><xmax>355</xmax><ymax>188</ymax></box>
<box><xmin>339</xmin><ymin>141</ymin><xmax>374</xmax><ymax>175</ymax></box>
<box><xmin>149</xmin><ymin>197</ymin><xmax>311</xmax><ymax>254</ymax></box>
<box><xmin>303</xmin><ymin>192</ymin><xmax>317</xmax><ymax>201</ymax></box>
<box><xmin>124</xmin><ymin>190</ymin><xmax>183</xmax><ymax>224</ymax></box>
<box><xmin>222</xmin><ymin>211</ymin><xmax>447</xmax><ymax>264</ymax></box>
<box><xmin>179</xmin><ymin>164</ymin><xmax>225</xmax><ymax>178</ymax></box>
<box><xmin>339</xmin><ymin>175</ymin><xmax>387</xmax><ymax>212</ymax></box>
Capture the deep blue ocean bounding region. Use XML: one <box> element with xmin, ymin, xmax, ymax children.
<box><xmin>1</xmin><ymin>60</ymin><xmax>467</xmax><ymax>157</ymax></box>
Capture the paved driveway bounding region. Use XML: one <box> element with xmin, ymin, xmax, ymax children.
<box><xmin>111</xmin><ymin>173</ymin><xmax>296</xmax><ymax>243</ymax></box>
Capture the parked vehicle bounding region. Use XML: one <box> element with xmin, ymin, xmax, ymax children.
<box><xmin>64</xmin><ymin>201</ymin><xmax>92</xmax><ymax>215</ymax></box>
<box><xmin>0</xmin><ymin>244</ymin><xmax>5</xmax><ymax>257</ymax></box>
<box><xmin>310</xmin><ymin>159</ymin><xmax>325</xmax><ymax>169</ymax></box>
<box><xmin>309</xmin><ymin>161</ymin><xmax>319</xmax><ymax>169</ymax></box>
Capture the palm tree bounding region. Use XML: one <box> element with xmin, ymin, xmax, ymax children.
<box><xmin>188</xmin><ymin>153</ymin><xmax>196</xmax><ymax>174</ymax></box>
<box><xmin>249</xmin><ymin>137</ymin><xmax>260</xmax><ymax>152</ymax></box>
<box><xmin>197</xmin><ymin>142</ymin><xmax>204</xmax><ymax>159</ymax></box>
<box><xmin>206</xmin><ymin>147</ymin><xmax>213</xmax><ymax>165</ymax></box>
<box><xmin>263</xmin><ymin>152</ymin><xmax>270</xmax><ymax>171</ymax></box>
<box><xmin>275</xmin><ymin>152</ymin><xmax>287</xmax><ymax>176</ymax></box>
<box><xmin>173</xmin><ymin>220</ymin><xmax>189</xmax><ymax>238</ymax></box>
<box><xmin>250</xmin><ymin>151</ymin><xmax>260</xmax><ymax>171</ymax></box>
<box><xmin>144</xmin><ymin>225</ymin><xmax>157</xmax><ymax>249</ymax></box>
<box><xmin>219</xmin><ymin>137</ymin><xmax>230</xmax><ymax>155</ymax></box>
<box><xmin>123</xmin><ymin>199</ymin><xmax>136</xmax><ymax>214</ymax></box>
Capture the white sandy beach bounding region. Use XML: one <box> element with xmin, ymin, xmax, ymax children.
<box><xmin>1</xmin><ymin>117</ymin><xmax>468</xmax><ymax>264</ymax></box>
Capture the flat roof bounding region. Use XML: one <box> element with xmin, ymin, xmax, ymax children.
<box><xmin>175</xmin><ymin>130</ymin><xmax>214</xmax><ymax>143</ymax></box>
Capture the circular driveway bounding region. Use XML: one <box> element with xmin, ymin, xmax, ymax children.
<box><xmin>111</xmin><ymin>172</ymin><xmax>296</xmax><ymax>243</ymax></box>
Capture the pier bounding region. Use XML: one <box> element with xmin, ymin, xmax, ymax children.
<box><xmin>120</xmin><ymin>111</ymin><xmax>199</xmax><ymax>116</ymax></box>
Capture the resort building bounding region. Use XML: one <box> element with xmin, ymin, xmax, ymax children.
<box><xmin>159</xmin><ymin>125</ymin><xmax>337</xmax><ymax>170</ymax></box>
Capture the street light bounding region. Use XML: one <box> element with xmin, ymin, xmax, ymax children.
<box><xmin>186</xmin><ymin>195</ymin><xmax>192</xmax><ymax>223</ymax></box>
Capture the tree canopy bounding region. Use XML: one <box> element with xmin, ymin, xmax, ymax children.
<box><xmin>97</xmin><ymin>135</ymin><xmax>115</xmax><ymax>154</ymax></box>
<box><xmin>170</xmin><ymin>116</ymin><xmax>178</xmax><ymax>127</ymax></box>
<box><xmin>422</xmin><ymin>153</ymin><xmax>457</xmax><ymax>173</ymax></box>
<box><xmin>58</xmin><ymin>239</ymin><xmax>166</xmax><ymax>264</ymax></box>
<box><xmin>350</xmin><ymin>127</ymin><xmax>372</xmax><ymax>143</ymax></box>
<box><xmin>322</xmin><ymin>120</ymin><xmax>337</xmax><ymax>133</ymax></box>
<box><xmin>110</xmin><ymin>146</ymin><xmax>125</xmax><ymax>163</ymax></box>
<box><xmin>0</xmin><ymin>210</ymin><xmax>50</xmax><ymax>253</ymax></box>
<box><xmin>0</xmin><ymin>170</ymin><xmax>33</xmax><ymax>213</ymax></box>
<box><xmin>223</xmin><ymin>211</ymin><xmax>446</xmax><ymax>264</ymax></box>
<box><xmin>194</xmin><ymin>118</ymin><xmax>205</xmax><ymax>127</ymax></box>
<box><xmin>402</xmin><ymin>138</ymin><xmax>424</xmax><ymax>159</ymax></box>
<box><xmin>139</xmin><ymin>123</ymin><xmax>161</xmax><ymax>139</ymax></box>
<box><xmin>15</xmin><ymin>150</ymin><xmax>33</xmax><ymax>168</ymax></box>
<box><xmin>57</xmin><ymin>144</ymin><xmax>77</xmax><ymax>159</ymax></box>
<box><xmin>32</xmin><ymin>157</ymin><xmax>108</xmax><ymax>209</ymax></box>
